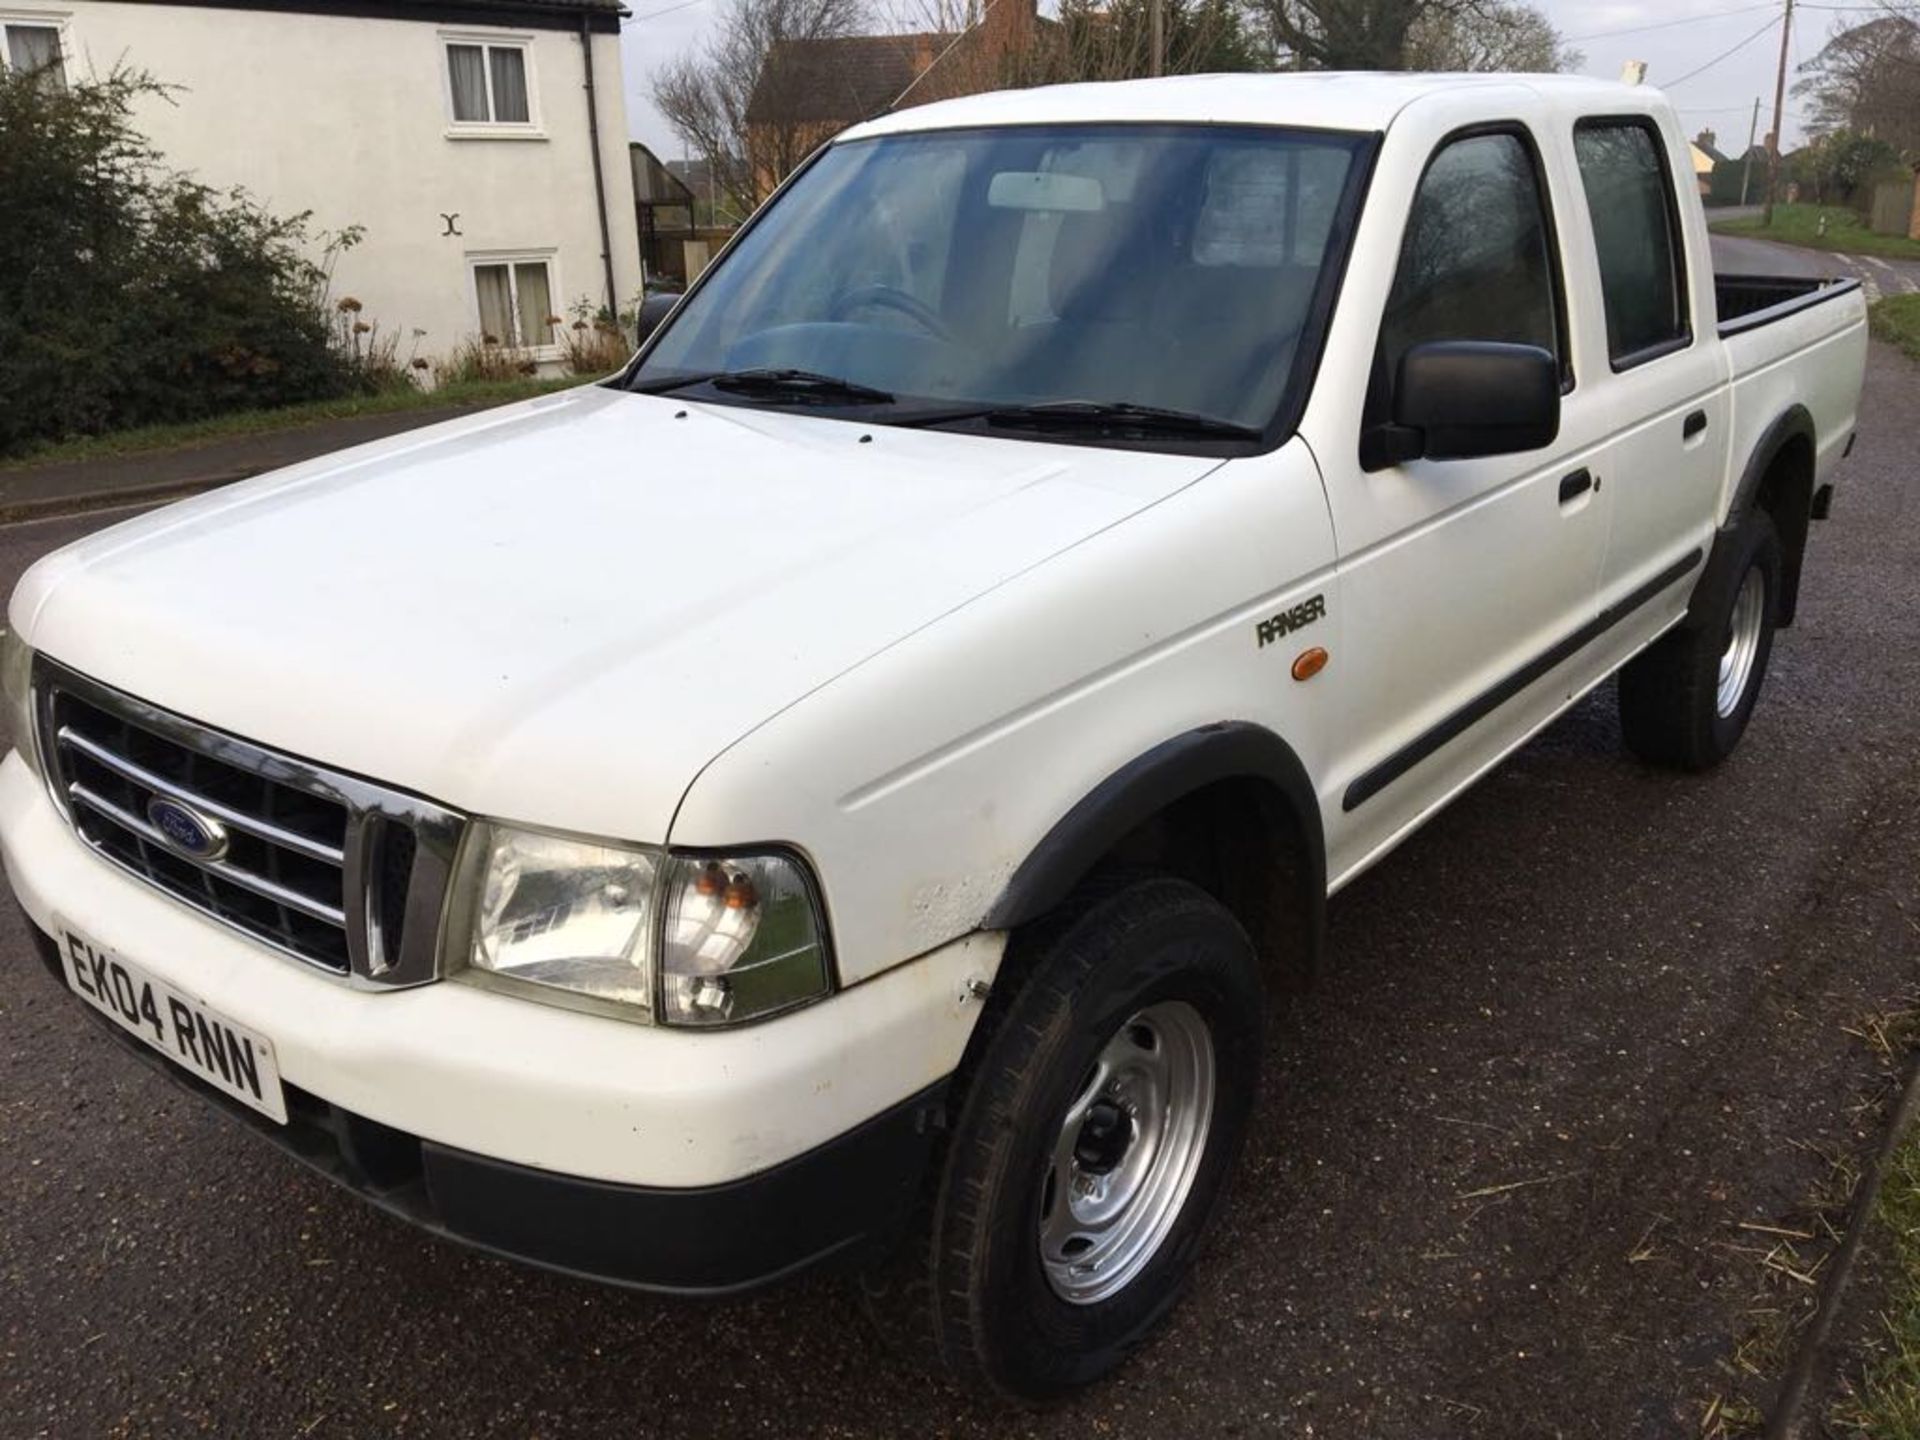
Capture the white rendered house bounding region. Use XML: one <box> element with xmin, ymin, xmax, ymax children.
<box><xmin>4</xmin><ymin>0</ymin><xmax>643</xmax><ymax>369</ymax></box>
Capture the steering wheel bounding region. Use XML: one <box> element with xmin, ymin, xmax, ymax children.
<box><xmin>828</xmin><ymin>284</ymin><xmax>955</xmax><ymax>342</ymax></box>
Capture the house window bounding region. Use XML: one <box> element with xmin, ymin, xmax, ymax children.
<box><xmin>445</xmin><ymin>38</ymin><xmax>531</xmax><ymax>126</ymax></box>
<box><xmin>4</xmin><ymin>22</ymin><xmax>65</xmax><ymax>88</ymax></box>
<box><xmin>472</xmin><ymin>257</ymin><xmax>557</xmax><ymax>350</ymax></box>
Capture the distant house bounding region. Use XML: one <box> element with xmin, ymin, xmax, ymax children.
<box><xmin>1693</xmin><ymin>126</ymin><xmax>1779</xmax><ymax>207</ymax></box>
<box><xmin>744</xmin><ymin>0</ymin><xmax>1037</xmax><ymax>197</ymax></box>
<box><xmin>6</xmin><ymin>0</ymin><xmax>644</xmax><ymax>369</ymax></box>
<box><xmin>1688</xmin><ymin>129</ymin><xmax>1727</xmax><ymax>198</ymax></box>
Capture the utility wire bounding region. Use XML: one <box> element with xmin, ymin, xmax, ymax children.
<box><xmin>625</xmin><ymin>0</ymin><xmax>709</xmax><ymax>24</ymax></box>
<box><xmin>1563</xmin><ymin>4</ymin><xmax>1772</xmax><ymax>44</ymax></box>
<box><xmin>1659</xmin><ymin>13</ymin><xmax>1783</xmax><ymax>86</ymax></box>
<box><xmin>885</xmin><ymin>0</ymin><xmax>1008</xmax><ymax>111</ymax></box>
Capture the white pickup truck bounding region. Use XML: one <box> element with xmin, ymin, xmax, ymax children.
<box><xmin>2</xmin><ymin>73</ymin><xmax>1867</xmax><ymax>1398</ymax></box>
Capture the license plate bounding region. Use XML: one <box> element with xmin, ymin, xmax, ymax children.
<box><xmin>59</xmin><ymin>927</ymin><xmax>287</xmax><ymax>1123</ymax></box>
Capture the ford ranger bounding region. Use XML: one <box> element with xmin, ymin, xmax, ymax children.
<box><xmin>1</xmin><ymin>73</ymin><xmax>1868</xmax><ymax>1399</ymax></box>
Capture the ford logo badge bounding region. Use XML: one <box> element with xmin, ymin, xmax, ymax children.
<box><xmin>146</xmin><ymin>796</ymin><xmax>229</xmax><ymax>863</ymax></box>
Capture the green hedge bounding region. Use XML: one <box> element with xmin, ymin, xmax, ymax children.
<box><xmin>0</xmin><ymin>68</ymin><xmax>375</xmax><ymax>457</ymax></box>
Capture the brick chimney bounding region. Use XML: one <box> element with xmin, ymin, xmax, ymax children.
<box><xmin>1696</xmin><ymin>128</ymin><xmax>1716</xmax><ymax>152</ymax></box>
<box><xmin>979</xmin><ymin>0</ymin><xmax>1036</xmax><ymax>59</ymax></box>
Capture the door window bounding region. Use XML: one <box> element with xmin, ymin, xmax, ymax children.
<box><xmin>1375</xmin><ymin>130</ymin><xmax>1565</xmax><ymax>402</ymax></box>
<box><xmin>1573</xmin><ymin>119</ymin><xmax>1690</xmax><ymax>366</ymax></box>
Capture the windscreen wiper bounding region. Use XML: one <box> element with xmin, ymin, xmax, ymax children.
<box><xmin>630</xmin><ymin>368</ymin><xmax>894</xmax><ymax>405</ymax></box>
<box><xmin>903</xmin><ymin>399</ymin><xmax>1263</xmax><ymax>441</ymax></box>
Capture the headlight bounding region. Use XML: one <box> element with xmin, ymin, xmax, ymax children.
<box><xmin>1</xmin><ymin>630</ymin><xmax>41</xmax><ymax>778</ymax></box>
<box><xmin>456</xmin><ymin>823</ymin><xmax>830</xmax><ymax>1027</ymax></box>
<box><xmin>470</xmin><ymin>827</ymin><xmax>659</xmax><ymax>1009</ymax></box>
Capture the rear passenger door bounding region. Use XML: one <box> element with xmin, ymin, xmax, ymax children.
<box><xmin>1566</xmin><ymin>114</ymin><xmax>1725</xmax><ymax>634</ymax></box>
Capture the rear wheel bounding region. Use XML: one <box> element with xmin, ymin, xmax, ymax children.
<box><xmin>877</xmin><ymin>878</ymin><xmax>1263</xmax><ymax>1401</ymax></box>
<box><xmin>1619</xmin><ymin>510</ymin><xmax>1781</xmax><ymax>771</ymax></box>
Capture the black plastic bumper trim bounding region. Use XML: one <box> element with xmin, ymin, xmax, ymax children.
<box><xmin>21</xmin><ymin>917</ymin><xmax>948</xmax><ymax>1296</ymax></box>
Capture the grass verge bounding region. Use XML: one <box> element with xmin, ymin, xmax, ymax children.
<box><xmin>1710</xmin><ymin>204</ymin><xmax>1920</xmax><ymax>262</ymax></box>
<box><xmin>0</xmin><ymin>376</ymin><xmax>582</xmax><ymax>472</ymax></box>
<box><xmin>1828</xmin><ymin>1113</ymin><xmax>1920</xmax><ymax>1435</ymax></box>
<box><xmin>1703</xmin><ymin>1003</ymin><xmax>1920</xmax><ymax>1437</ymax></box>
<box><xmin>1871</xmin><ymin>295</ymin><xmax>1920</xmax><ymax>364</ymax></box>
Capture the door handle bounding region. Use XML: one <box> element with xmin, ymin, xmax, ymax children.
<box><xmin>1683</xmin><ymin>410</ymin><xmax>1708</xmax><ymax>439</ymax></box>
<box><xmin>1558</xmin><ymin>467</ymin><xmax>1593</xmax><ymax>505</ymax></box>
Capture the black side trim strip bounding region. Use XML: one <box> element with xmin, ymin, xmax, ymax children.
<box><xmin>1342</xmin><ymin>548</ymin><xmax>1703</xmax><ymax>812</ymax></box>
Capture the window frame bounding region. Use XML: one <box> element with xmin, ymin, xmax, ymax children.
<box><xmin>440</xmin><ymin>30</ymin><xmax>542</xmax><ymax>138</ymax></box>
<box><xmin>1371</xmin><ymin>119</ymin><xmax>1577</xmax><ymax>415</ymax></box>
<box><xmin>1</xmin><ymin>10</ymin><xmax>69</xmax><ymax>87</ymax></box>
<box><xmin>467</xmin><ymin>249</ymin><xmax>562</xmax><ymax>358</ymax></box>
<box><xmin>1571</xmin><ymin>113</ymin><xmax>1694</xmax><ymax>373</ymax></box>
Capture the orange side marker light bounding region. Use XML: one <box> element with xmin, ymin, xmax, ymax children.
<box><xmin>1291</xmin><ymin>647</ymin><xmax>1329</xmax><ymax>682</ymax></box>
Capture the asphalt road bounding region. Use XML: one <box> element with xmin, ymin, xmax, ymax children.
<box><xmin>3</xmin><ymin>249</ymin><xmax>1919</xmax><ymax>1438</ymax></box>
<box><xmin>1711</xmin><ymin>226</ymin><xmax>1920</xmax><ymax>297</ymax></box>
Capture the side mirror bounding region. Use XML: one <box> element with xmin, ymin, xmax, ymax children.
<box><xmin>1360</xmin><ymin>340</ymin><xmax>1559</xmax><ymax>470</ymax></box>
<box><xmin>634</xmin><ymin>291</ymin><xmax>682</xmax><ymax>345</ymax></box>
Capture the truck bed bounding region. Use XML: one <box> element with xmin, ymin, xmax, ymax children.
<box><xmin>1715</xmin><ymin>273</ymin><xmax>1861</xmax><ymax>336</ymax></box>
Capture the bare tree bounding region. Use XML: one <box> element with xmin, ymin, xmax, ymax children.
<box><xmin>1793</xmin><ymin>8</ymin><xmax>1920</xmax><ymax>159</ymax></box>
<box><xmin>652</xmin><ymin>0</ymin><xmax>867</xmax><ymax>207</ymax></box>
<box><xmin>1259</xmin><ymin>0</ymin><xmax>1452</xmax><ymax>70</ymax></box>
<box><xmin>1405</xmin><ymin>0</ymin><xmax>1580</xmax><ymax>72</ymax></box>
<box><xmin>1002</xmin><ymin>0</ymin><xmax>1261</xmax><ymax>85</ymax></box>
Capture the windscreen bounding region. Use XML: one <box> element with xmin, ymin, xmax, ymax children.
<box><xmin>634</xmin><ymin>124</ymin><xmax>1368</xmax><ymax>436</ymax></box>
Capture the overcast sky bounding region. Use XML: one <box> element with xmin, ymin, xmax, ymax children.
<box><xmin>616</xmin><ymin>0</ymin><xmax>1838</xmax><ymax>164</ymax></box>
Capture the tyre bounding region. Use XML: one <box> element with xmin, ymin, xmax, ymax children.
<box><xmin>1619</xmin><ymin>510</ymin><xmax>1781</xmax><ymax>771</ymax></box>
<box><xmin>882</xmin><ymin>877</ymin><xmax>1263</xmax><ymax>1402</ymax></box>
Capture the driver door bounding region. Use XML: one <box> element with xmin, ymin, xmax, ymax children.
<box><xmin>1311</xmin><ymin>118</ymin><xmax>1614</xmax><ymax>886</ymax></box>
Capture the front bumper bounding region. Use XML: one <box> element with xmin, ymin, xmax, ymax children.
<box><xmin>1</xmin><ymin>750</ymin><xmax>1002</xmax><ymax>1289</ymax></box>
<box><xmin>25</xmin><ymin>922</ymin><xmax>944</xmax><ymax>1295</ymax></box>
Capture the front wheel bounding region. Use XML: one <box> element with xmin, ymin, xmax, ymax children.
<box><xmin>911</xmin><ymin>878</ymin><xmax>1263</xmax><ymax>1401</ymax></box>
<box><xmin>1619</xmin><ymin>510</ymin><xmax>1781</xmax><ymax>771</ymax></box>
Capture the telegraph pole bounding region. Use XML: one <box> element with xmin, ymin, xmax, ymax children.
<box><xmin>1763</xmin><ymin>0</ymin><xmax>1793</xmax><ymax>226</ymax></box>
<box><xmin>1149</xmin><ymin>0</ymin><xmax>1164</xmax><ymax>77</ymax></box>
<box><xmin>1740</xmin><ymin>95</ymin><xmax>1760</xmax><ymax>205</ymax></box>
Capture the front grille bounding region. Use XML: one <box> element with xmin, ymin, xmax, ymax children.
<box><xmin>35</xmin><ymin>660</ymin><xmax>464</xmax><ymax>987</ymax></box>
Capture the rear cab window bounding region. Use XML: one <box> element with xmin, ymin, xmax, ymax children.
<box><xmin>1572</xmin><ymin>117</ymin><xmax>1691</xmax><ymax>369</ymax></box>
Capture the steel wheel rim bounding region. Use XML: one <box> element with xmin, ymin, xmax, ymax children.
<box><xmin>1038</xmin><ymin>999</ymin><xmax>1216</xmax><ymax>1306</ymax></box>
<box><xmin>1717</xmin><ymin>567</ymin><xmax>1766</xmax><ymax>718</ymax></box>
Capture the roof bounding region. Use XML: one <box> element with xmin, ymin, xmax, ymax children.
<box><xmin>443</xmin><ymin>0</ymin><xmax>624</xmax><ymax>10</ymax></box>
<box><xmin>128</xmin><ymin>0</ymin><xmax>627</xmax><ymax>31</ymax></box>
<box><xmin>630</xmin><ymin>142</ymin><xmax>698</xmax><ymax>206</ymax></box>
<box><xmin>746</xmin><ymin>33</ymin><xmax>938</xmax><ymax>126</ymax></box>
<box><xmin>845</xmin><ymin>72</ymin><xmax>1670</xmax><ymax>141</ymax></box>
